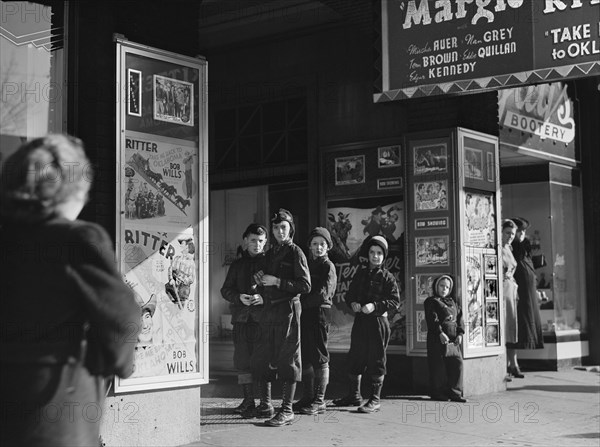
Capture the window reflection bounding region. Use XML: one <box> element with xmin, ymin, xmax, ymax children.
<box><xmin>0</xmin><ymin>1</ymin><xmax>65</xmax><ymax>167</ymax></box>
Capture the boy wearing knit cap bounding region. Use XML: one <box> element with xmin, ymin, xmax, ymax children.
<box><xmin>424</xmin><ymin>274</ymin><xmax>466</xmax><ymax>402</ymax></box>
<box><xmin>220</xmin><ymin>223</ymin><xmax>268</xmax><ymax>417</ymax></box>
<box><xmin>333</xmin><ymin>235</ymin><xmax>400</xmax><ymax>413</ymax></box>
<box><xmin>252</xmin><ymin>208</ymin><xmax>311</xmax><ymax>427</ymax></box>
<box><xmin>293</xmin><ymin>227</ymin><xmax>337</xmax><ymax>415</ymax></box>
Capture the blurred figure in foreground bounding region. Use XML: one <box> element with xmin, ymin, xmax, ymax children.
<box><xmin>0</xmin><ymin>134</ymin><xmax>140</xmax><ymax>446</ymax></box>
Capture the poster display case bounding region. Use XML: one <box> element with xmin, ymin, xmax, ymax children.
<box><xmin>115</xmin><ymin>39</ymin><xmax>208</xmax><ymax>392</ymax></box>
<box><xmin>405</xmin><ymin>128</ymin><xmax>502</xmax><ymax>358</ymax></box>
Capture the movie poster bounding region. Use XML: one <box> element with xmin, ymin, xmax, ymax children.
<box><xmin>121</xmin><ymin>225</ymin><xmax>198</xmax><ymax>378</ymax></box>
<box><xmin>466</xmin><ymin>253</ymin><xmax>484</xmax><ymax>348</ymax></box>
<box><xmin>153</xmin><ymin>75</ymin><xmax>194</xmax><ymax>127</ymax></box>
<box><xmin>415</xmin><ymin>181</ymin><xmax>448</xmax><ymax>211</ymax></box>
<box><xmin>122</xmin><ymin>133</ymin><xmax>198</xmax><ymax>228</ymax></box>
<box><xmin>416</xmin><ymin>310</ymin><xmax>427</xmax><ymax>342</ymax></box>
<box><xmin>464</xmin><ymin>191</ymin><xmax>496</xmax><ymax>247</ymax></box>
<box><xmin>416</xmin><ymin>273</ymin><xmax>441</xmax><ymax>304</ymax></box>
<box><xmin>413</xmin><ymin>143</ymin><xmax>447</xmax><ymax>175</ymax></box>
<box><xmin>415</xmin><ymin>236</ymin><xmax>449</xmax><ymax>266</ymax></box>
<box><xmin>326</xmin><ymin>199</ymin><xmax>405</xmax><ymax>346</ymax></box>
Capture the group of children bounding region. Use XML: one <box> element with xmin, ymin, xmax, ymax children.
<box><xmin>221</xmin><ymin>208</ymin><xmax>466</xmax><ymax>427</ymax></box>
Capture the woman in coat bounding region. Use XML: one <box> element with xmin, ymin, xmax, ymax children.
<box><xmin>511</xmin><ymin>217</ymin><xmax>544</xmax><ymax>373</ymax></box>
<box><xmin>502</xmin><ymin>219</ymin><xmax>521</xmax><ymax>378</ymax></box>
<box><xmin>0</xmin><ymin>135</ymin><xmax>140</xmax><ymax>446</ymax></box>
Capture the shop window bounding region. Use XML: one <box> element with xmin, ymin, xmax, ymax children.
<box><xmin>0</xmin><ymin>1</ymin><xmax>66</xmax><ymax>165</ymax></box>
<box><xmin>501</xmin><ymin>178</ymin><xmax>586</xmax><ymax>333</ymax></box>
<box><xmin>548</xmin><ymin>181</ymin><xmax>586</xmax><ymax>331</ymax></box>
<box><xmin>213</xmin><ymin>96</ymin><xmax>307</xmax><ymax>171</ymax></box>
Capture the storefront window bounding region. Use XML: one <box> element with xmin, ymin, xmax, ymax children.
<box><xmin>0</xmin><ymin>1</ymin><xmax>65</xmax><ymax>165</ymax></box>
<box><xmin>549</xmin><ymin>181</ymin><xmax>586</xmax><ymax>331</ymax></box>
<box><xmin>501</xmin><ymin>179</ymin><xmax>586</xmax><ymax>333</ymax></box>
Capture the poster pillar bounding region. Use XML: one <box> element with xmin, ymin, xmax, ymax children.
<box><xmin>405</xmin><ymin>128</ymin><xmax>506</xmax><ymax>396</ymax></box>
<box><xmin>104</xmin><ymin>38</ymin><xmax>208</xmax><ymax>446</ymax></box>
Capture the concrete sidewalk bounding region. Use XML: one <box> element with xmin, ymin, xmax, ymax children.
<box><xmin>185</xmin><ymin>368</ymin><xmax>599</xmax><ymax>446</ymax></box>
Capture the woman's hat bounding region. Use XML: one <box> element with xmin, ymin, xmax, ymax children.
<box><xmin>502</xmin><ymin>218</ymin><xmax>517</xmax><ymax>229</ymax></box>
<box><xmin>510</xmin><ymin>217</ymin><xmax>530</xmax><ymax>231</ymax></box>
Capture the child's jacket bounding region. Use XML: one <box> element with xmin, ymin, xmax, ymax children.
<box><xmin>344</xmin><ymin>265</ymin><xmax>400</xmax><ymax>316</ymax></box>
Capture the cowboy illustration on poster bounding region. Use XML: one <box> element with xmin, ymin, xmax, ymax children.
<box><xmin>326</xmin><ymin>200</ymin><xmax>406</xmax><ymax>345</ymax></box>
<box><xmin>153</xmin><ymin>75</ymin><xmax>194</xmax><ymax>126</ymax></box>
<box><xmin>122</xmin><ymin>135</ymin><xmax>197</xmax><ymax>227</ymax></box>
<box><xmin>121</xmin><ymin>226</ymin><xmax>198</xmax><ymax>379</ymax></box>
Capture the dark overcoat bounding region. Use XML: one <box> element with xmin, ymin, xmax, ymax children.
<box><xmin>0</xmin><ymin>218</ymin><xmax>140</xmax><ymax>446</ymax></box>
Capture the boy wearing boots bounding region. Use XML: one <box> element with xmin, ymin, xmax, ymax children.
<box><xmin>220</xmin><ymin>223</ymin><xmax>268</xmax><ymax>418</ymax></box>
<box><xmin>293</xmin><ymin>227</ymin><xmax>337</xmax><ymax>415</ymax></box>
<box><xmin>333</xmin><ymin>235</ymin><xmax>400</xmax><ymax>413</ymax></box>
<box><xmin>252</xmin><ymin>209</ymin><xmax>311</xmax><ymax>427</ymax></box>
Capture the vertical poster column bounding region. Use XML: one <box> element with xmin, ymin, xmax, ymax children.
<box><xmin>115</xmin><ymin>40</ymin><xmax>208</xmax><ymax>392</ymax></box>
<box><xmin>405</xmin><ymin>133</ymin><xmax>456</xmax><ymax>355</ymax></box>
<box><xmin>457</xmin><ymin>128</ymin><xmax>503</xmax><ymax>358</ymax></box>
<box><xmin>321</xmin><ymin>141</ymin><xmax>406</xmax><ymax>351</ymax></box>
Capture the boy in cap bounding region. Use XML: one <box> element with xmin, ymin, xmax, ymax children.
<box><xmin>424</xmin><ymin>274</ymin><xmax>466</xmax><ymax>402</ymax></box>
<box><xmin>333</xmin><ymin>235</ymin><xmax>400</xmax><ymax>413</ymax></box>
<box><xmin>293</xmin><ymin>227</ymin><xmax>337</xmax><ymax>415</ymax></box>
<box><xmin>220</xmin><ymin>223</ymin><xmax>268</xmax><ymax>418</ymax></box>
<box><xmin>253</xmin><ymin>208</ymin><xmax>311</xmax><ymax>427</ymax></box>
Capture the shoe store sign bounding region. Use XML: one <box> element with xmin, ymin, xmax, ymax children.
<box><xmin>376</xmin><ymin>0</ymin><xmax>600</xmax><ymax>101</ymax></box>
<box><xmin>498</xmin><ymin>82</ymin><xmax>576</xmax><ymax>163</ymax></box>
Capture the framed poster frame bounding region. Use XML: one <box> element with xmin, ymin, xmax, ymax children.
<box><xmin>115</xmin><ymin>39</ymin><xmax>208</xmax><ymax>392</ymax></box>
<box><xmin>457</xmin><ymin>128</ymin><xmax>503</xmax><ymax>358</ymax></box>
<box><xmin>127</xmin><ymin>68</ymin><xmax>142</xmax><ymax>117</ymax></box>
<box><xmin>335</xmin><ymin>154</ymin><xmax>366</xmax><ymax>186</ymax></box>
<box><xmin>378</xmin><ymin>145</ymin><xmax>401</xmax><ymax>168</ymax></box>
<box><xmin>404</xmin><ymin>132</ymin><xmax>455</xmax><ymax>356</ymax></box>
<box><xmin>405</xmin><ymin>128</ymin><xmax>502</xmax><ymax>358</ymax></box>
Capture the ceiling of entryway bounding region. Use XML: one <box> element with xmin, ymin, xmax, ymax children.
<box><xmin>198</xmin><ymin>0</ymin><xmax>371</xmax><ymax>51</ymax></box>
<box><xmin>197</xmin><ymin>1</ymin><xmax>550</xmax><ymax>168</ymax></box>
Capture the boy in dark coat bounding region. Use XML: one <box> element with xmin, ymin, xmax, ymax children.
<box><xmin>424</xmin><ymin>274</ymin><xmax>466</xmax><ymax>402</ymax></box>
<box><xmin>252</xmin><ymin>209</ymin><xmax>311</xmax><ymax>427</ymax></box>
<box><xmin>333</xmin><ymin>235</ymin><xmax>400</xmax><ymax>413</ymax></box>
<box><xmin>293</xmin><ymin>227</ymin><xmax>337</xmax><ymax>415</ymax></box>
<box><xmin>220</xmin><ymin>223</ymin><xmax>268</xmax><ymax>417</ymax></box>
